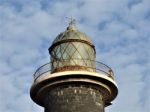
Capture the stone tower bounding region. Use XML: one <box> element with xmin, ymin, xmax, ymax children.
<box><xmin>30</xmin><ymin>20</ymin><xmax>118</xmax><ymax>112</ymax></box>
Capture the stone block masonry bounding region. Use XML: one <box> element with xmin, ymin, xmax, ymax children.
<box><xmin>44</xmin><ymin>85</ymin><xmax>104</xmax><ymax>112</ymax></box>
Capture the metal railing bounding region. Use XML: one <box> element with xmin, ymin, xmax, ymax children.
<box><xmin>33</xmin><ymin>59</ymin><xmax>114</xmax><ymax>81</ymax></box>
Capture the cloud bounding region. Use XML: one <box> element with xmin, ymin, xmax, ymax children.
<box><xmin>0</xmin><ymin>0</ymin><xmax>149</xmax><ymax>112</ymax></box>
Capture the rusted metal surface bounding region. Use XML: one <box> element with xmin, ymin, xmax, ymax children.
<box><xmin>49</xmin><ymin>39</ymin><xmax>95</xmax><ymax>53</ymax></box>
<box><xmin>51</xmin><ymin>65</ymin><xmax>96</xmax><ymax>73</ymax></box>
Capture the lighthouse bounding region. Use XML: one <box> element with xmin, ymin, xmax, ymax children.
<box><xmin>30</xmin><ymin>19</ymin><xmax>118</xmax><ymax>112</ymax></box>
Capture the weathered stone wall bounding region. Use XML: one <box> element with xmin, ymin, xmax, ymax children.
<box><xmin>44</xmin><ymin>85</ymin><xmax>104</xmax><ymax>112</ymax></box>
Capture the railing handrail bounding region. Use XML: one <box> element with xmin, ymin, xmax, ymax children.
<box><xmin>33</xmin><ymin>59</ymin><xmax>114</xmax><ymax>81</ymax></box>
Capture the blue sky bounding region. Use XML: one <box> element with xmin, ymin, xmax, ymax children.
<box><xmin>0</xmin><ymin>0</ymin><xmax>150</xmax><ymax>112</ymax></box>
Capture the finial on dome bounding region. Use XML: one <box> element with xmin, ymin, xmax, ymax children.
<box><xmin>66</xmin><ymin>17</ymin><xmax>77</xmax><ymax>30</ymax></box>
<box><xmin>69</xmin><ymin>17</ymin><xmax>76</xmax><ymax>26</ymax></box>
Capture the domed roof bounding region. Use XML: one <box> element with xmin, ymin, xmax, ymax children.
<box><xmin>52</xmin><ymin>25</ymin><xmax>93</xmax><ymax>45</ymax></box>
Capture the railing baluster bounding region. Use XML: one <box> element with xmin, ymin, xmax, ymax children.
<box><xmin>33</xmin><ymin>59</ymin><xmax>114</xmax><ymax>81</ymax></box>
